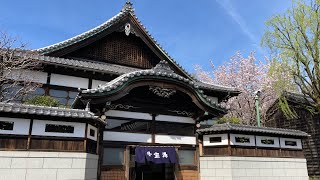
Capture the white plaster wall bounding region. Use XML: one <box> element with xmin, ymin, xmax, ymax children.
<box><xmin>87</xmin><ymin>124</ymin><xmax>98</xmax><ymax>141</ymax></box>
<box><xmin>203</xmin><ymin>134</ymin><xmax>228</xmax><ymax>146</ymax></box>
<box><xmin>103</xmin><ymin>131</ymin><xmax>152</xmax><ymax>143</ymax></box>
<box><xmin>256</xmin><ymin>136</ymin><xmax>280</xmax><ymax>148</ymax></box>
<box><xmin>50</xmin><ymin>73</ymin><xmax>89</xmax><ymax>89</ymax></box>
<box><xmin>199</xmin><ymin>156</ymin><xmax>308</xmax><ymax>180</ymax></box>
<box><xmin>105</xmin><ymin>110</ymin><xmax>152</xmax><ymax>120</ymax></box>
<box><xmin>156</xmin><ymin>115</ymin><xmax>194</xmax><ymax>124</ymax></box>
<box><xmin>4</xmin><ymin>69</ymin><xmax>48</xmax><ymax>84</ymax></box>
<box><xmin>230</xmin><ymin>134</ymin><xmax>256</xmax><ymax>147</ymax></box>
<box><xmin>0</xmin><ymin>151</ymin><xmax>98</xmax><ymax>180</ymax></box>
<box><xmin>280</xmin><ymin>137</ymin><xmax>303</xmax><ymax>149</ymax></box>
<box><xmin>155</xmin><ymin>134</ymin><xmax>196</xmax><ymax>145</ymax></box>
<box><xmin>0</xmin><ymin>117</ymin><xmax>30</xmax><ymax>135</ymax></box>
<box><xmin>32</xmin><ymin>120</ymin><xmax>86</xmax><ymax>138</ymax></box>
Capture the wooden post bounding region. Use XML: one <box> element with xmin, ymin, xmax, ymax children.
<box><xmin>125</xmin><ymin>146</ymin><xmax>130</xmax><ymax>180</ymax></box>
<box><xmin>227</xmin><ymin>133</ymin><xmax>232</xmax><ymax>156</ymax></box>
<box><xmin>199</xmin><ymin>140</ymin><xmax>203</xmax><ymax>156</ymax></box>
<box><xmin>26</xmin><ymin>119</ymin><xmax>33</xmax><ymax>150</ymax></box>
<box><xmin>84</xmin><ymin>123</ymin><xmax>88</xmax><ymax>152</ymax></box>
<box><xmin>151</xmin><ymin>114</ymin><xmax>156</xmax><ymax>143</ymax></box>
<box><xmin>97</xmin><ymin>126</ymin><xmax>104</xmax><ymax>180</ymax></box>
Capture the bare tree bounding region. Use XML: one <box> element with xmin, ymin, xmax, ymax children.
<box><xmin>0</xmin><ymin>31</ymin><xmax>41</xmax><ymax>102</ymax></box>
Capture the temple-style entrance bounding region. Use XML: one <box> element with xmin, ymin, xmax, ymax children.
<box><xmin>133</xmin><ymin>163</ymin><xmax>174</xmax><ymax>180</ymax></box>
<box><xmin>129</xmin><ymin>146</ymin><xmax>175</xmax><ymax>180</ymax></box>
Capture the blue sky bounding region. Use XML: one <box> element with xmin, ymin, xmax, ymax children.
<box><xmin>0</xmin><ymin>0</ymin><xmax>292</xmax><ymax>73</ymax></box>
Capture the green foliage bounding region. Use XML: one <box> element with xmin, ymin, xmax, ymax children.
<box><xmin>216</xmin><ymin>116</ymin><xmax>241</xmax><ymax>124</ymax></box>
<box><xmin>263</xmin><ymin>0</ymin><xmax>320</xmax><ymax>114</ymax></box>
<box><xmin>278</xmin><ymin>96</ymin><xmax>298</xmax><ymax>119</ymax></box>
<box><xmin>25</xmin><ymin>95</ymin><xmax>60</xmax><ymax>107</ymax></box>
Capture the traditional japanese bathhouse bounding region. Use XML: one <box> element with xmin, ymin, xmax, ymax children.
<box><xmin>0</xmin><ymin>2</ymin><xmax>239</xmax><ymax>180</ymax></box>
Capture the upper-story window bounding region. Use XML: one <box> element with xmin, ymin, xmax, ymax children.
<box><xmin>155</xmin><ymin>121</ymin><xmax>194</xmax><ymax>136</ymax></box>
<box><xmin>49</xmin><ymin>89</ymin><xmax>78</xmax><ymax>106</ymax></box>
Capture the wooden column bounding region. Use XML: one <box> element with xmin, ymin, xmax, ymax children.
<box><xmin>26</xmin><ymin>119</ymin><xmax>33</xmax><ymax>150</ymax></box>
<box><xmin>84</xmin><ymin>123</ymin><xmax>88</xmax><ymax>152</ymax></box>
<box><xmin>151</xmin><ymin>114</ymin><xmax>156</xmax><ymax>143</ymax></box>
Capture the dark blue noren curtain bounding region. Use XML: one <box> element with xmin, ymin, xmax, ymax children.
<box><xmin>135</xmin><ymin>146</ymin><xmax>177</xmax><ymax>164</ymax></box>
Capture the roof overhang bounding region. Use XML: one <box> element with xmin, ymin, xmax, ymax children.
<box><xmin>73</xmin><ymin>61</ymin><xmax>227</xmax><ymax>117</ymax></box>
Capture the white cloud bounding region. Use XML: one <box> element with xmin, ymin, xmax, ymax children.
<box><xmin>215</xmin><ymin>0</ymin><xmax>257</xmax><ymax>42</ymax></box>
<box><xmin>215</xmin><ymin>0</ymin><xmax>266</xmax><ymax>55</ymax></box>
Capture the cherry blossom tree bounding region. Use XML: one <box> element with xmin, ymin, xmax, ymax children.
<box><xmin>195</xmin><ymin>51</ymin><xmax>294</xmax><ymax>125</ymax></box>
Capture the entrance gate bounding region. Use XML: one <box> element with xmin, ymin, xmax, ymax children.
<box><xmin>129</xmin><ymin>147</ymin><xmax>175</xmax><ymax>180</ymax></box>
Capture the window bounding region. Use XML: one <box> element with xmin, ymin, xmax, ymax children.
<box><xmin>285</xmin><ymin>140</ymin><xmax>297</xmax><ymax>146</ymax></box>
<box><xmin>178</xmin><ymin>150</ymin><xmax>195</xmax><ymax>165</ymax></box>
<box><xmin>1</xmin><ymin>84</ymin><xmax>23</xmax><ymax>103</ymax></box>
<box><xmin>155</xmin><ymin>122</ymin><xmax>194</xmax><ymax>136</ymax></box>
<box><xmin>49</xmin><ymin>89</ymin><xmax>78</xmax><ymax>106</ymax></box>
<box><xmin>0</xmin><ymin>121</ymin><xmax>14</xmax><ymax>130</ymax></box>
<box><xmin>24</xmin><ymin>88</ymin><xmax>45</xmax><ymax>100</ymax></box>
<box><xmin>103</xmin><ymin>148</ymin><xmax>124</xmax><ymax>165</ymax></box>
<box><xmin>261</xmin><ymin>139</ymin><xmax>275</xmax><ymax>145</ymax></box>
<box><xmin>235</xmin><ymin>137</ymin><xmax>250</xmax><ymax>143</ymax></box>
<box><xmin>106</xmin><ymin>119</ymin><xmax>151</xmax><ymax>133</ymax></box>
<box><xmin>280</xmin><ymin>138</ymin><xmax>302</xmax><ymax>149</ymax></box>
<box><xmin>45</xmin><ymin>124</ymin><xmax>74</xmax><ymax>133</ymax></box>
<box><xmin>209</xmin><ymin>137</ymin><xmax>222</xmax><ymax>143</ymax></box>
<box><xmin>89</xmin><ymin>129</ymin><xmax>95</xmax><ymax>137</ymax></box>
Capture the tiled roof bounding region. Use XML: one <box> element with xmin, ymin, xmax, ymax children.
<box><xmin>197</xmin><ymin>123</ymin><xmax>308</xmax><ymax>137</ymax></box>
<box><xmin>36</xmin><ymin>5</ymin><xmax>129</xmax><ymax>54</ymax></box>
<box><xmin>34</xmin><ymin>2</ymin><xmax>195</xmax><ymax>81</ymax></box>
<box><xmin>0</xmin><ymin>102</ymin><xmax>104</xmax><ymax>123</ymax></box>
<box><xmin>81</xmin><ymin>61</ymin><xmax>227</xmax><ymax>112</ymax></box>
<box><xmin>14</xmin><ymin>51</ymin><xmax>238</xmax><ymax>93</ymax></box>
<box><xmin>284</xmin><ymin>91</ymin><xmax>314</xmax><ymax>104</ymax></box>
<box><xmin>195</xmin><ymin>81</ymin><xmax>238</xmax><ymax>93</ymax></box>
<box><xmin>25</xmin><ymin>53</ymin><xmax>141</xmax><ymax>75</ymax></box>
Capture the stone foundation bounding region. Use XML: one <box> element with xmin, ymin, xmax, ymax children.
<box><xmin>200</xmin><ymin>156</ymin><xmax>308</xmax><ymax>180</ymax></box>
<box><xmin>0</xmin><ymin>151</ymin><xmax>98</xmax><ymax>180</ymax></box>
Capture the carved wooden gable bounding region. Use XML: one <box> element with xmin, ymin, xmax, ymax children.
<box><xmin>65</xmin><ymin>32</ymin><xmax>161</xmax><ymax>69</ymax></box>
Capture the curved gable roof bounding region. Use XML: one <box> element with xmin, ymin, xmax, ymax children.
<box><xmin>75</xmin><ymin>61</ymin><xmax>227</xmax><ymax>116</ymax></box>
<box><xmin>36</xmin><ymin>2</ymin><xmax>195</xmax><ymax>80</ymax></box>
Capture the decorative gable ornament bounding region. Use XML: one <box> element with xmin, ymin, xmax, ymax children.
<box><xmin>153</xmin><ymin>60</ymin><xmax>174</xmax><ymax>74</ymax></box>
<box><xmin>125</xmin><ymin>23</ymin><xmax>131</xmax><ymax>36</ymax></box>
<box><xmin>149</xmin><ymin>86</ymin><xmax>176</xmax><ymax>98</ymax></box>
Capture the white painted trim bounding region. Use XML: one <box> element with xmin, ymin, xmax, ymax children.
<box><xmin>256</xmin><ymin>136</ymin><xmax>280</xmax><ymax>148</ymax></box>
<box><xmin>105</xmin><ymin>110</ymin><xmax>152</xmax><ymax>120</ymax></box>
<box><xmin>203</xmin><ymin>134</ymin><xmax>228</xmax><ymax>146</ymax></box>
<box><xmin>280</xmin><ymin>137</ymin><xmax>302</xmax><ymax>149</ymax></box>
<box><xmin>92</xmin><ymin>79</ymin><xmax>108</xmax><ymax>89</ymax></box>
<box><xmin>230</xmin><ymin>134</ymin><xmax>255</xmax><ymax>146</ymax></box>
<box><xmin>155</xmin><ymin>134</ymin><xmax>196</xmax><ymax>145</ymax></box>
<box><xmin>87</xmin><ymin>124</ymin><xmax>98</xmax><ymax>141</ymax></box>
<box><xmin>32</xmin><ymin>120</ymin><xmax>86</xmax><ymax>138</ymax></box>
<box><xmin>4</xmin><ymin>69</ymin><xmax>48</xmax><ymax>84</ymax></box>
<box><xmin>50</xmin><ymin>73</ymin><xmax>89</xmax><ymax>89</ymax></box>
<box><xmin>103</xmin><ymin>131</ymin><xmax>152</xmax><ymax>143</ymax></box>
<box><xmin>156</xmin><ymin>115</ymin><xmax>194</xmax><ymax>124</ymax></box>
<box><xmin>0</xmin><ymin>117</ymin><xmax>30</xmax><ymax>135</ymax></box>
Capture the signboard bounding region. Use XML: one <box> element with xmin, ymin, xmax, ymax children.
<box><xmin>135</xmin><ymin>146</ymin><xmax>177</xmax><ymax>164</ymax></box>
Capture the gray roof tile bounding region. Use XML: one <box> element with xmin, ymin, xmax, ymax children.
<box><xmin>0</xmin><ymin>102</ymin><xmax>104</xmax><ymax>124</ymax></box>
<box><xmin>197</xmin><ymin>122</ymin><xmax>308</xmax><ymax>137</ymax></box>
